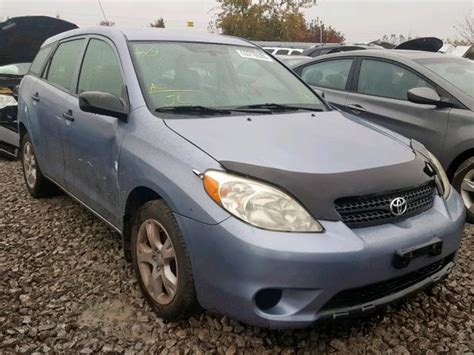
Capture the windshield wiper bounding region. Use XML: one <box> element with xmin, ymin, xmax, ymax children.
<box><xmin>155</xmin><ymin>105</ymin><xmax>232</xmax><ymax>115</ymax></box>
<box><xmin>236</xmin><ymin>103</ymin><xmax>323</xmax><ymax>112</ymax></box>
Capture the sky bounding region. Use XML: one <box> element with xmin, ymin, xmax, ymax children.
<box><xmin>0</xmin><ymin>0</ymin><xmax>472</xmax><ymax>43</ymax></box>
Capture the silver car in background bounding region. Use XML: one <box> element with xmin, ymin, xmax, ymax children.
<box><xmin>293</xmin><ymin>50</ymin><xmax>474</xmax><ymax>222</ymax></box>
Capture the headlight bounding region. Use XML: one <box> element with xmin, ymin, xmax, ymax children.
<box><xmin>428</xmin><ymin>152</ymin><xmax>451</xmax><ymax>199</ymax></box>
<box><xmin>203</xmin><ymin>170</ymin><xmax>323</xmax><ymax>232</ymax></box>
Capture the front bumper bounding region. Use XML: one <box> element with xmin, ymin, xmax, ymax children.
<box><xmin>176</xmin><ymin>191</ymin><xmax>465</xmax><ymax>329</ymax></box>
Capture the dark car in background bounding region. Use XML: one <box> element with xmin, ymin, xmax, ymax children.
<box><xmin>0</xmin><ymin>16</ymin><xmax>77</xmax><ymax>158</ymax></box>
<box><xmin>276</xmin><ymin>54</ymin><xmax>312</xmax><ymax>67</ymax></box>
<box><xmin>0</xmin><ymin>63</ymin><xmax>30</xmax><ymax>157</ymax></box>
<box><xmin>292</xmin><ymin>50</ymin><xmax>474</xmax><ymax>222</ymax></box>
<box><xmin>301</xmin><ymin>44</ymin><xmax>376</xmax><ymax>57</ymax></box>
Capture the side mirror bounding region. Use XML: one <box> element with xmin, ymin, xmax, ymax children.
<box><xmin>79</xmin><ymin>91</ymin><xmax>129</xmax><ymax>121</ymax></box>
<box><xmin>407</xmin><ymin>87</ymin><xmax>451</xmax><ymax>107</ymax></box>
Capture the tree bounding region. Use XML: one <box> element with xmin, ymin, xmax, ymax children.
<box><xmin>99</xmin><ymin>20</ymin><xmax>115</xmax><ymax>26</ymax></box>
<box><xmin>210</xmin><ymin>0</ymin><xmax>344</xmax><ymax>42</ymax></box>
<box><xmin>453</xmin><ymin>13</ymin><xmax>473</xmax><ymax>45</ymax></box>
<box><xmin>302</xmin><ymin>19</ymin><xmax>345</xmax><ymax>43</ymax></box>
<box><xmin>150</xmin><ymin>18</ymin><xmax>166</xmax><ymax>28</ymax></box>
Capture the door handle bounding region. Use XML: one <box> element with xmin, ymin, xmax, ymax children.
<box><xmin>62</xmin><ymin>109</ymin><xmax>75</xmax><ymax>122</ymax></box>
<box><xmin>347</xmin><ymin>104</ymin><xmax>367</xmax><ymax>113</ymax></box>
<box><xmin>31</xmin><ymin>93</ymin><xmax>40</xmax><ymax>102</ymax></box>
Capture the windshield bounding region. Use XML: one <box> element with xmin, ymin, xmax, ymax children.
<box><xmin>415</xmin><ymin>57</ymin><xmax>474</xmax><ymax>98</ymax></box>
<box><xmin>0</xmin><ymin>63</ymin><xmax>31</xmax><ymax>76</ymax></box>
<box><xmin>129</xmin><ymin>41</ymin><xmax>323</xmax><ymax>114</ymax></box>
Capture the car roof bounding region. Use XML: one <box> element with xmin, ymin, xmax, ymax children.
<box><xmin>306</xmin><ymin>49</ymin><xmax>462</xmax><ymax>61</ymax></box>
<box><xmin>43</xmin><ymin>27</ymin><xmax>256</xmax><ymax>48</ymax></box>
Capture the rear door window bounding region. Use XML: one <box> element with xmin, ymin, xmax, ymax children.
<box><xmin>357</xmin><ymin>59</ymin><xmax>433</xmax><ymax>100</ymax></box>
<box><xmin>46</xmin><ymin>39</ymin><xmax>85</xmax><ymax>91</ymax></box>
<box><xmin>77</xmin><ymin>39</ymin><xmax>123</xmax><ymax>98</ymax></box>
<box><xmin>301</xmin><ymin>59</ymin><xmax>353</xmax><ymax>90</ymax></box>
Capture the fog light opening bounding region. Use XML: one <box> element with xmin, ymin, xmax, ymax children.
<box><xmin>255</xmin><ymin>289</ymin><xmax>282</xmax><ymax>311</ymax></box>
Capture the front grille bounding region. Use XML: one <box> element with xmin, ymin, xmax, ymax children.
<box><xmin>334</xmin><ymin>182</ymin><xmax>436</xmax><ymax>228</ymax></box>
<box><xmin>321</xmin><ymin>253</ymin><xmax>454</xmax><ymax>311</ymax></box>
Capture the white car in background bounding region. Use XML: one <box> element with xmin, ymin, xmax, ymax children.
<box><xmin>263</xmin><ymin>47</ymin><xmax>304</xmax><ymax>56</ymax></box>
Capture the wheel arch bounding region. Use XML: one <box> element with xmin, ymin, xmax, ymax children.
<box><xmin>122</xmin><ymin>186</ymin><xmax>163</xmax><ymax>261</ymax></box>
<box><xmin>18</xmin><ymin>122</ymin><xmax>28</xmax><ymax>142</ymax></box>
<box><xmin>447</xmin><ymin>148</ymin><xmax>474</xmax><ymax>180</ymax></box>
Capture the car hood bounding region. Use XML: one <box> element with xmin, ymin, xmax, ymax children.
<box><xmin>165</xmin><ymin>111</ymin><xmax>434</xmax><ymax>221</ymax></box>
<box><xmin>0</xmin><ymin>16</ymin><xmax>77</xmax><ymax>66</ymax></box>
<box><xmin>395</xmin><ymin>37</ymin><xmax>443</xmax><ymax>52</ymax></box>
<box><xmin>166</xmin><ymin>111</ymin><xmax>414</xmax><ymax>174</ymax></box>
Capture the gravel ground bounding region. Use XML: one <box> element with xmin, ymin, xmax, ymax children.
<box><xmin>0</xmin><ymin>157</ymin><xmax>473</xmax><ymax>354</ymax></box>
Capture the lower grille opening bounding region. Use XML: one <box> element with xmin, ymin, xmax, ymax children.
<box><xmin>0</xmin><ymin>141</ymin><xmax>18</xmax><ymax>155</ymax></box>
<box><xmin>322</xmin><ymin>253</ymin><xmax>455</xmax><ymax>311</ymax></box>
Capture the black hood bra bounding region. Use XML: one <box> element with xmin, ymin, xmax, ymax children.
<box><xmin>220</xmin><ymin>152</ymin><xmax>435</xmax><ymax>221</ymax></box>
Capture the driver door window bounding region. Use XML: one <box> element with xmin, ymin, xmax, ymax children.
<box><xmin>77</xmin><ymin>39</ymin><xmax>123</xmax><ymax>98</ymax></box>
<box><xmin>357</xmin><ymin>59</ymin><xmax>433</xmax><ymax>100</ymax></box>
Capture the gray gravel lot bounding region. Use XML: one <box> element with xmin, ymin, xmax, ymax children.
<box><xmin>0</xmin><ymin>157</ymin><xmax>473</xmax><ymax>354</ymax></box>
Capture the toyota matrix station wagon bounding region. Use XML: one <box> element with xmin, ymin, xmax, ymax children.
<box><xmin>18</xmin><ymin>28</ymin><xmax>465</xmax><ymax>329</ymax></box>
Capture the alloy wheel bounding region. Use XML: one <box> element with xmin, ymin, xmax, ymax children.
<box><xmin>136</xmin><ymin>219</ymin><xmax>178</xmax><ymax>305</ymax></box>
<box><xmin>23</xmin><ymin>142</ymin><xmax>37</xmax><ymax>189</ymax></box>
<box><xmin>460</xmin><ymin>168</ymin><xmax>474</xmax><ymax>212</ymax></box>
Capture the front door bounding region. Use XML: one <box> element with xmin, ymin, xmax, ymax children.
<box><xmin>344</xmin><ymin>58</ymin><xmax>450</xmax><ymax>158</ymax></box>
<box><xmin>62</xmin><ymin>37</ymin><xmax>126</xmax><ymax>225</ymax></box>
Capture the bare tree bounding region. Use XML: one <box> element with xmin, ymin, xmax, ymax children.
<box><xmin>150</xmin><ymin>18</ymin><xmax>165</xmax><ymax>28</ymax></box>
<box><xmin>454</xmin><ymin>13</ymin><xmax>474</xmax><ymax>45</ymax></box>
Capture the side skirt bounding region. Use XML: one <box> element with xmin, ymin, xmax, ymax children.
<box><xmin>45</xmin><ymin>175</ymin><xmax>123</xmax><ymax>235</ymax></box>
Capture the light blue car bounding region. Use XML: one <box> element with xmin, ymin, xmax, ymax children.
<box><xmin>17</xmin><ymin>27</ymin><xmax>465</xmax><ymax>329</ymax></box>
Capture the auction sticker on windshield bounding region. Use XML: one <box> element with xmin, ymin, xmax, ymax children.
<box><xmin>236</xmin><ymin>48</ymin><xmax>273</xmax><ymax>62</ymax></box>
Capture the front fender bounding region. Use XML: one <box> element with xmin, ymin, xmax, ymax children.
<box><xmin>118</xmin><ymin>108</ymin><xmax>229</xmax><ymax>227</ymax></box>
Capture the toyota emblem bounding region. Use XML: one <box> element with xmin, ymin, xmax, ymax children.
<box><xmin>390</xmin><ymin>197</ymin><xmax>408</xmax><ymax>216</ymax></box>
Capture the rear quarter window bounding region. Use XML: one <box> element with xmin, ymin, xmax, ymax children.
<box><xmin>29</xmin><ymin>45</ymin><xmax>53</xmax><ymax>76</ymax></box>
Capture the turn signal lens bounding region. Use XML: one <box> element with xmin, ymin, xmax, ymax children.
<box><xmin>203</xmin><ymin>173</ymin><xmax>221</xmax><ymax>205</ymax></box>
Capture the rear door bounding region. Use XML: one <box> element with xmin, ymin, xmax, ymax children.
<box><xmin>344</xmin><ymin>58</ymin><xmax>450</xmax><ymax>158</ymax></box>
<box><xmin>62</xmin><ymin>37</ymin><xmax>126</xmax><ymax>224</ymax></box>
<box><xmin>33</xmin><ymin>38</ymin><xmax>85</xmax><ymax>185</ymax></box>
<box><xmin>17</xmin><ymin>45</ymin><xmax>53</xmax><ymax>159</ymax></box>
<box><xmin>295</xmin><ymin>58</ymin><xmax>355</xmax><ymax>110</ymax></box>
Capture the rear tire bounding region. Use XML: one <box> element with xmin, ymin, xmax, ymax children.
<box><xmin>21</xmin><ymin>134</ymin><xmax>58</xmax><ymax>198</ymax></box>
<box><xmin>131</xmin><ymin>200</ymin><xmax>201</xmax><ymax>321</ymax></box>
<box><xmin>452</xmin><ymin>157</ymin><xmax>474</xmax><ymax>223</ymax></box>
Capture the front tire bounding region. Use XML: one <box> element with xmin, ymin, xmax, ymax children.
<box><xmin>452</xmin><ymin>157</ymin><xmax>474</xmax><ymax>223</ymax></box>
<box><xmin>21</xmin><ymin>134</ymin><xmax>58</xmax><ymax>198</ymax></box>
<box><xmin>131</xmin><ymin>200</ymin><xmax>201</xmax><ymax>321</ymax></box>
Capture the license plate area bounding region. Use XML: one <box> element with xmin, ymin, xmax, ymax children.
<box><xmin>393</xmin><ymin>237</ymin><xmax>443</xmax><ymax>269</ymax></box>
